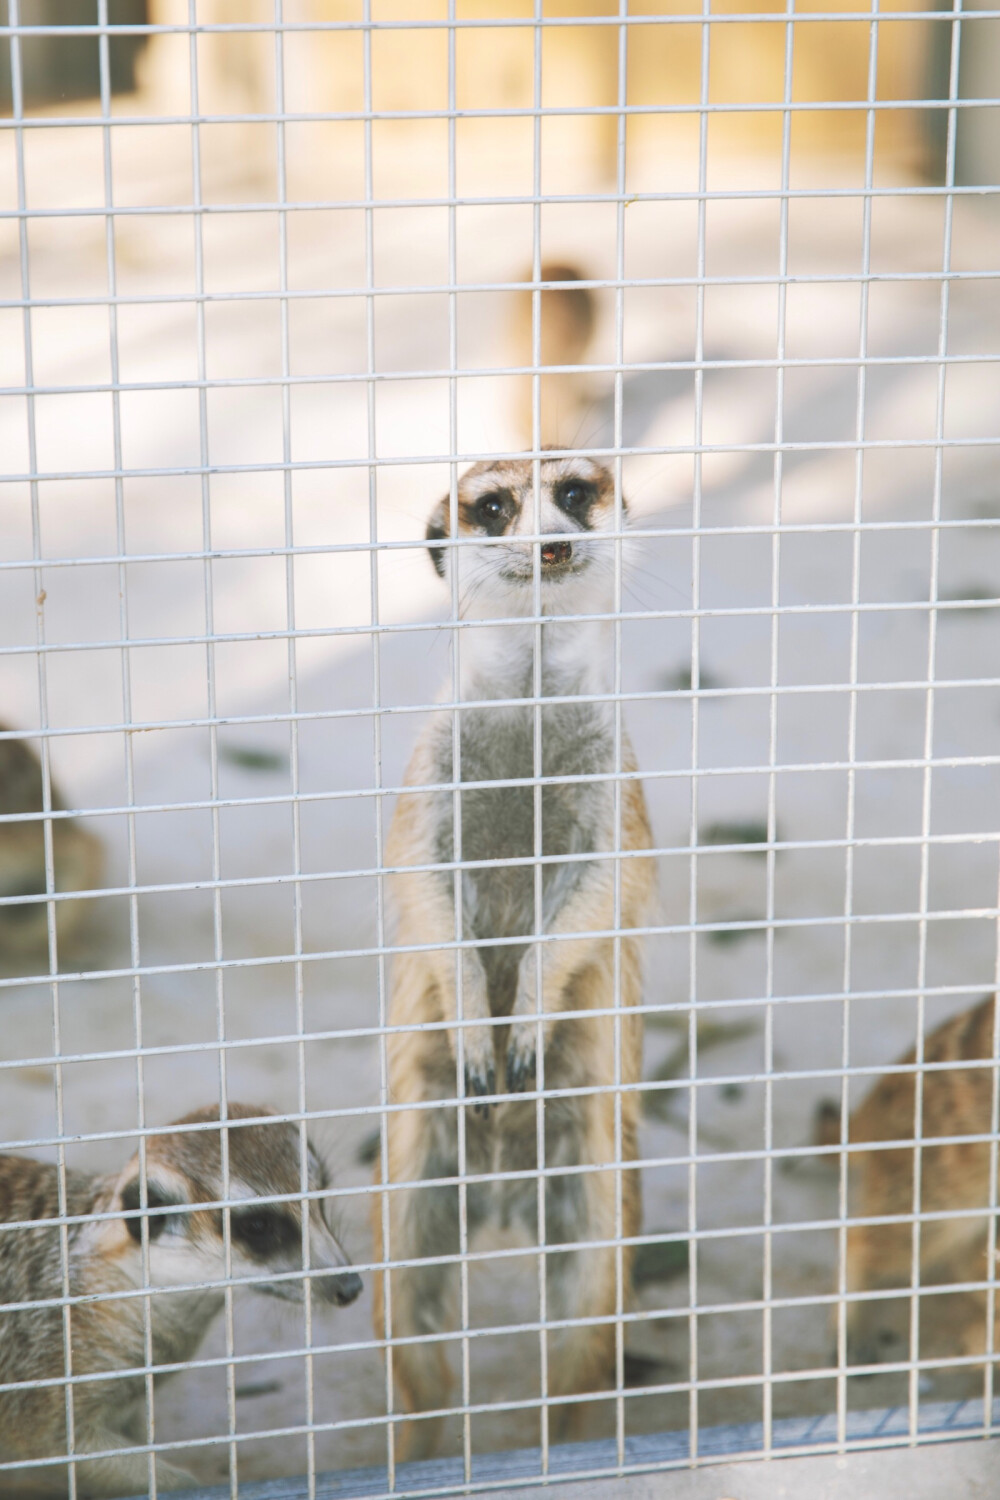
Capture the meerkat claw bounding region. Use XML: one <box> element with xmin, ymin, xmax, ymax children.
<box><xmin>505</xmin><ymin>1032</ymin><xmax>537</xmax><ymax>1094</ymax></box>
<box><xmin>465</xmin><ymin>1063</ymin><xmax>496</xmax><ymax>1117</ymax></box>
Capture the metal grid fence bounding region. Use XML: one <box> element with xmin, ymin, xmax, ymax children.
<box><xmin>1</xmin><ymin>2</ymin><xmax>999</xmax><ymax>1497</ymax></box>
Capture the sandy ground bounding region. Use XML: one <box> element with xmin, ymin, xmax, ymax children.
<box><xmin>2</xmin><ymin>107</ymin><xmax>1000</xmax><ymax>1489</ymax></box>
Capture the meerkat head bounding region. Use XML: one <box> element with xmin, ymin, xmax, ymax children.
<box><xmin>100</xmin><ymin>1104</ymin><xmax>362</xmax><ymax>1309</ymax></box>
<box><xmin>425</xmin><ymin>456</ymin><xmax>625</xmax><ymax>616</ymax></box>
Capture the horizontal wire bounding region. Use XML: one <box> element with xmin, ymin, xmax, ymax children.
<box><xmin>2</xmin><ymin>10</ymin><xmax>999</xmax><ymax>37</ymax></box>
<box><xmin>5</xmin><ymin>1424</ymin><xmax>993</xmax><ymax>1500</ymax></box>
<box><xmin>3</xmin><ymin>1194</ymin><xmax>996</xmax><ymax>1316</ymax></box>
<box><xmin>3</xmin><ymin>513</ymin><xmax>1000</xmax><ymax>578</ymax></box>
<box><xmin>4</xmin><ymin>265</ymin><xmax>1000</xmax><ymax>316</ymax></box>
<box><xmin>5</xmin><ymin>346</ymin><xmax>1000</xmax><ymax>403</ymax></box>
<box><xmin>3</xmin><ymin>592</ymin><xmax>1000</xmax><ymax>664</ymax></box>
<box><xmin>4</xmin><ymin>1343</ymin><xmax>998</xmax><ymax>1479</ymax></box>
<box><xmin>3</xmin><ymin>431</ymin><xmax>1000</xmax><ymax>489</ymax></box>
<box><xmin>3</xmin><ymin>1267</ymin><xmax>997</xmax><ymax>1402</ymax></box>
<box><xmin>2</xmin><ymin>182</ymin><xmax>1000</xmax><ymax>229</ymax></box>
<box><xmin>3</xmin><ymin>738</ymin><xmax>998</xmax><ymax>835</ymax></box>
<box><xmin>2</xmin><ymin>902</ymin><xmax>997</xmax><ymax>995</ymax></box>
<box><xmin>3</xmin><ymin>94</ymin><xmax>1000</xmax><ymax>136</ymax></box>
<box><xmin>0</xmin><ymin>978</ymin><xmax>988</xmax><ymax>1076</ymax></box>
<box><xmin>2</xmin><ymin>824</ymin><xmax>998</xmax><ymax>910</ymax></box>
<box><xmin>4</xmin><ymin>1064</ymin><xmax>999</xmax><ymax>1159</ymax></box>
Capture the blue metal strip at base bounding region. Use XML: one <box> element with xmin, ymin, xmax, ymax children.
<box><xmin>162</xmin><ymin>1395</ymin><xmax>1000</xmax><ymax>1500</ymax></box>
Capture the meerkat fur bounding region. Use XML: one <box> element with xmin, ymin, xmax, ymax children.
<box><xmin>0</xmin><ymin>1104</ymin><xmax>361</xmax><ymax>1497</ymax></box>
<box><xmin>0</xmin><ymin>728</ymin><xmax>103</xmax><ymax>962</ymax></box>
<box><xmin>842</xmin><ymin>994</ymin><xmax>1000</xmax><ymax>1365</ymax></box>
<box><xmin>373</xmin><ymin>456</ymin><xmax>657</xmax><ymax>1458</ymax></box>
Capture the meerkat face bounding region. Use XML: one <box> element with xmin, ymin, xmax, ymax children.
<box><xmin>425</xmin><ymin>456</ymin><xmax>625</xmax><ymax>616</ymax></box>
<box><xmin>96</xmin><ymin>1107</ymin><xmax>362</xmax><ymax>1310</ymax></box>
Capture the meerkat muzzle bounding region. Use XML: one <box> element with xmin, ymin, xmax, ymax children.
<box><xmin>325</xmin><ymin>1268</ymin><xmax>364</xmax><ymax>1306</ymax></box>
<box><xmin>540</xmin><ymin>539</ymin><xmax>573</xmax><ymax>567</ymax></box>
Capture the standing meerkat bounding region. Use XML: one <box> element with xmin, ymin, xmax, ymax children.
<box><xmin>840</xmin><ymin>994</ymin><xmax>999</xmax><ymax>1365</ymax></box>
<box><xmin>373</xmin><ymin>456</ymin><xmax>656</xmax><ymax>1457</ymax></box>
<box><xmin>0</xmin><ymin>728</ymin><xmax>103</xmax><ymax>962</ymax></box>
<box><xmin>0</xmin><ymin>1104</ymin><xmax>362</xmax><ymax>1497</ymax></box>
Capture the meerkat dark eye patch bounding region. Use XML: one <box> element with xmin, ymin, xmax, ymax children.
<box><xmin>553</xmin><ymin>478</ymin><xmax>598</xmax><ymax>522</ymax></box>
<box><xmin>121</xmin><ymin>1178</ymin><xmax>180</xmax><ymax>1242</ymax></box>
<box><xmin>471</xmin><ymin>490</ymin><xmax>514</xmax><ymax>535</ymax></box>
<box><xmin>230</xmin><ymin>1206</ymin><xmax>300</xmax><ymax>1261</ymax></box>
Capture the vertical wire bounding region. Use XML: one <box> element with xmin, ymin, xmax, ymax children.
<box><xmin>759</xmin><ymin>0</ymin><xmax>796</xmax><ymax>1456</ymax></box>
<box><xmin>835</xmin><ymin>0</ymin><xmax>880</xmax><ymax>1447</ymax></box>
<box><xmin>187</xmin><ymin>8</ymin><xmax>237</xmax><ymax>1492</ymax></box>
<box><xmin>530</xmin><ymin>0</ymin><xmax>549</xmax><ymax>1473</ymax></box>
<box><xmin>8</xmin><ymin>7</ymin><xmax>76</xmax><ymax>1496</ymax></box>
<box><xmin>686</xmin><ymin>0</ymin><xmax>711</xmax><ymax>1465</ymax></box>
<box><xmin>95</xmin><ymin>2</ymin><xmax>156</xmax><ymax>1490</ymax></box>
<box><xmin>271</xmin><ymin>4</ymin><xmax>317</xmax><ymax>1492</ymax></box>
<box><xmin>907</xmin><ymin>0</ymin><xmax>962</xmax><ymax>1439</ymax></box>
<box><xmin>445</xmin><ymin>0</ymin><xmax>474</xmax><ymax>1481</ymax></box>
<box><xmin>361</xmin><ymin>4</ymin><xmax>396</xmax><ymax>1486</ymax></box>
<box><xmin>611</xmin><ymin>0</ymin><xmax>629</xmax><ymax>1473</ymax></box>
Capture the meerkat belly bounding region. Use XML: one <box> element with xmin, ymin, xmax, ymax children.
<box><xmin>432</xmin><ymin>702</ymin><xmax>614</xmax><ymax>1015</ymax></box>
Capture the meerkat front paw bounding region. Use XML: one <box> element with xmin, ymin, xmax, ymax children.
<box><xmin>507</xmin><ymin>959</ymin><xmax>543</xmax><ymax>1092</ymax></box>
<box><xmin>505</xmin><ymin>1019</ymin><xmax>538</xmax><ymax>1093</ymax></box>
<box><xmin>461</xmin><ymin>1026</ymin><xmax>496</xmax><ymax>1116</ymax></box>
<box><xmin>449</xmin><ymin>951</ymin><xmax>493</xmax><ymax>1112</ymax></box>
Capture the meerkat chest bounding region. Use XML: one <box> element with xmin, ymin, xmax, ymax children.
<box><xmin>430</xmin><ymin>699</ymin><xmax>616</xmax><ymax>941</ymax></box>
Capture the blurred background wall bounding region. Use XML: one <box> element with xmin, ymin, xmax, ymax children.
<box><xmin>5</xmin><ymin>1</ymin><xmax>986</xmax><ymax>187</ymax></box>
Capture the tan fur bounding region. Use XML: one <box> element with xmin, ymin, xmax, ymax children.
<box><xmin>0</xmin><ymin>728</ymin><xmax>103</xmax><ymax>961</ymax></box>
<box><xmin>843</xmin><ymin>995</ymin><xmax>1000</xmax><ymax>1364</ymax></box>
<box><xmin>372</xmin><ymin>458</ymin><xmax>656</xmax><ymax>1457</ymax></box>
<box><xmin>512</xmin><ymin>263</ymin><xmax>597</xmax><ymax>450</ymax></box>
<box><xmin>0</xmin><ymin>1104</ymin><xmax>360</xmax><ymax>1497</ymax></box>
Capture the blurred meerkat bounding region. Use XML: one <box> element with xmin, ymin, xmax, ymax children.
<box><xmin>512</xmin><ymin>263</ymin><xmax>597</xmax><ymax>450</ymax></box>
<box><xmin>373</xmin><ymin>456</ymin><xmax>656</xmax><ymax>1458</ymax></box>
<box><xmin>0</xmin><ymin>728</ymin><xmax>103</xmax><ymax>961</ymax></box>
<box><xmin>0</xmin><ymin>1104</ymin><xmax>361</xmax><ymax>1497</ymax></box>
<box><xmin>839</xmin><ymin>994</ymin><xmax>999</xmax><ymax>1365</ymax></box>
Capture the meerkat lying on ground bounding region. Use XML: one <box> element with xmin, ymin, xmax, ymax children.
<box><xmin>373</xmin><ymin>456</ymin><xmax>656</xmax><ymax>1457</ymax></box>
<box><xmin>0</xmin><ymin>728</ymin><xmax>103</xmax><ymax>962</ymax></box>
<box><xmin>838</xmin><ymin>994</ymin><xmax>999</xmax><ymax>1366</ymax></box>
<box><xmin>0</xmin><ymin>1103</ymin><xmax>361</xmax><ymax>1497</ymax></box>
<box><xmin>512</xmin><ymin>263</ymin><xmax>597</xmax><ymax>451</ymax></box>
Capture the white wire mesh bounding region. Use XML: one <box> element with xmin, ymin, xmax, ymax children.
<box><xmin>1</xmin><ymin>3</ymin><xmax>999</xmax><ymax>1497</ymax></box>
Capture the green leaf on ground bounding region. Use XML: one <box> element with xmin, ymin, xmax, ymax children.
<box><xmin>219</xmin><ymin>744</ymin><xmax>288</xmax><ymax>773</ymax></box>
<box><xmin>633</xmin><ymin>1239</ymin><xmax>689</xmax><ymax>1287</ymax></box>
<box><xmin>701</xmin><ymin>820</ymin><xmax>772</xmax><ymax>851</ymax></box>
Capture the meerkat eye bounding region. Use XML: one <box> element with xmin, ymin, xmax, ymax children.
<box><xmin>475</xmin><ymin>492</ymin><xmax>506</xmax><ymax>522</ymax></box>
<box><xmin>231</xmin><ymin>1206</ymin><xmax>299</xmax><ymax>1260</ymax></box>
<box><xmin>555</xmin><ymin>479</ymin><xmax>596</xmax><ymax>516</ymax></box>
<box><xmin>121</xmin><ymin>1178</ymin><xmax>178</xmax><ymax>1243</ymax></box>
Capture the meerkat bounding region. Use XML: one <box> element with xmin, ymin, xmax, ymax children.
<box><xmin>372</xmin><ymin>456</ymin><xmax>656</xmax><ymax>1458</ymax></box>
<box><xmin>840</xmin><ymin>994</ymin><xmax>999</xmax><ymax>1365</ymax></box>
<box><xmin>512</xmin><ymin>263</ymin><xmax>597</xmax><ymax>451</ymax></box>
<box><xmin>0</xmin><ymin>1103</ymin><xmax>362</xmax><ymax>1497</ymax></box>
<box><xmin>0</xmin><ymin>727</ymin><xmax>103</xmax><ymax>961</ymax></box>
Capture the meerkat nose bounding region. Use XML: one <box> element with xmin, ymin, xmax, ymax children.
<box><xmin>540</xmin><ymin>539</ymin><xmax>572</xmax><ymax>567</ymax></box>
<box><xmin>326</xmin><ymin>1268</ymin><xmax>363</xmax><ymax>1306</ymax></box>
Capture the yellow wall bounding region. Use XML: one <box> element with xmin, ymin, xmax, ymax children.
<box><xmin>144</xmin><ymin>0</ymin><xmax>935</xmax><ymax>189</ymax></box>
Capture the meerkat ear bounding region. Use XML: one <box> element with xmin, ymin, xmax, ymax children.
<box><xmin>121</xmin><ymin>1177</ymin><xmax>180</xmax><ymax>1243</ymax></box>
<box><xmin>425</xmin><ymin>498</ymin><xmax>448</xmax><ymax>578</ymax></box>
